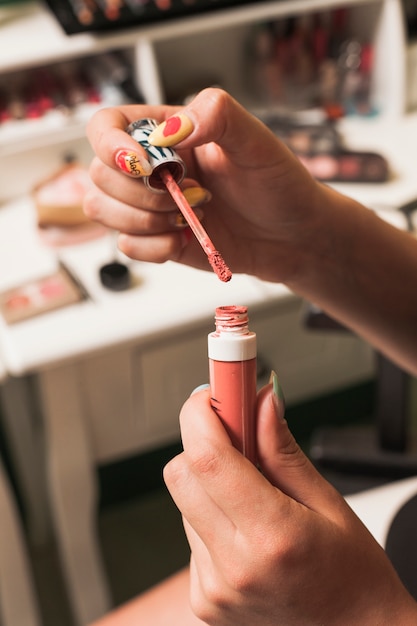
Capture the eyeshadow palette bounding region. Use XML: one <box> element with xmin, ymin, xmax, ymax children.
<box><xmin>45</xmin><ymin>0</ymin><xmax>264</xmax><ymax>35</ymax></box>
<box><xmin>0</xmin><ymin>266</ymin><xmax>86</xmax><ymax>324</ymax></box>
<box><xmin>260</xmin><ymin>116</ymin><xmax>389</xmax><ymax>183</ymax></box>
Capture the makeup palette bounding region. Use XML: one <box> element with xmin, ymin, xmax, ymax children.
<box><xmin>261</xmin><ymin>116</ymin><xmax>390</xmax><ymax>183</ymax></box>
<box><xmin>44</xmin><ymin>0</ymin><xmax>261</xmax><ymax>35</ymax></box>
<box><xmin>298</xmin><ymin>150</ymin><xmax>389</xmax><ymax>184</ymax></box>
<box><xmin>0</xmin><ymin>266</ymin><xmax>86</xmax><ymax>324</ymax></box>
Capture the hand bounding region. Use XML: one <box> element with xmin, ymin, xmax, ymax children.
<box><xmin>163</xmin><ymin>381</ymin><xmax>417</xmax><ymax>626</ymax></box>
<box><xmin>85</xmin><ymin>88</ymin><xmax>326</xmax><ymax>283</ymax></box>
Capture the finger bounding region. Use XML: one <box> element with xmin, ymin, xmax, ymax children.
<box><xmin>164</xmin><ymin>452</ymin><xmax>235</xmax><ymax>554</ymax></box>
<box><xmin>86</xmin><ymin>104</ymin><xmax>180</xmax><ymax>174</ymax></box>
<box><xmin>256</xmin><ymin>379</ymin><xmax>344</xmax><ymax>515</ymax></box>
<box><xmin>148</xmin><ymin>87</ymin><xmax>294</xmax><ymax>171</ymax></box>
<box><xmin>186</xmin><ymin>527</ymin><xmax>231</xmax><ymax>626</ymax></box>
<box><xmin>89</xmin><ymin>157</ymin><xmax>211</xmax><ymax>214</ymax></box>
<box><xmin>177</xmin><ymin>389</ymin><xmax>284</xmax><ymax>535</ymax></box>
<box><xmin>117</xmin><ymin>230</ymin><xmax>189</xmax><ymax>263</ymax></box>
<box><xmin>88</xmin><ymin>157</ymin><xmax>176</xmax><ymax>211</ymax></box>
<box><xmin>83</xmin><ymin>186</ymin><xmax>190</xmax><ymax>237</ymax></box>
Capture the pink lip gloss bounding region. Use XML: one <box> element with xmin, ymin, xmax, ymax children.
<box><xmin>208</xmin><ymin>305</ymin><xmax>257</xmax><ymax>464</ymax></box>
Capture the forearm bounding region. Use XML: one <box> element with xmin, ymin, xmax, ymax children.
<box><xmin>287</xmin><ymin>184</ymin><xmax>417</xmax><ymax>375</ymax></box>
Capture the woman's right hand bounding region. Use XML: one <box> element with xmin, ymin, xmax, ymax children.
<box><xmin>85</xmin><ymin>88</ymin><xmax>328</xmax><ymax>283</ymax></box>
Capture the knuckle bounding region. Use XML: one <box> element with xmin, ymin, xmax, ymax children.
<box><xmin>189</xmin><ymin>446</ymin><xmax>222</xmax><ymax>479</ymax></box>
<box><xmin>83</xmin><ymin>189</ymin><xmax>101</xmax><ymax>220</ymax></box>
<box><xmin>88</xmin><ymin>157</ymin><xmax>104</xmax><ymax>186</ymax></box>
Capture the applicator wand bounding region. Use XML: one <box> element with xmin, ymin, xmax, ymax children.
<box><xmin>126</xmin><ymin>118</ymin><xmax>232</xmax><ymax>283</ymax></box>
<box><xmin>160</xmin><ymin>168</ymin><xmax>232</xmax><ymax>283</ymax></box>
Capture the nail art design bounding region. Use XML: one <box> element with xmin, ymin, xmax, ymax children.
<box><xmin>269</xmin><ymin>370</ymin><xmax>284</xmax><ymax>400</ymax></box>
<box><xmin>183</xmin><ymin>186</ymin><xmax>212</xmax><ymax>207</ymax></box>
<box><xmin>115</xmin><ymin>150</ymin><xmax>152</xmax><ymax>177</ymax></box>
<box><xmin>148</xmin><ymin>114</ymin><xmax>194</xmax><ymax>147</ymax></box>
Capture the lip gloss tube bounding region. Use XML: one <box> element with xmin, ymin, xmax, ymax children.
<box><xmin>208</xmin><ymin>305</ymin><xmax>257</xmax><ymax>464</ymax></box>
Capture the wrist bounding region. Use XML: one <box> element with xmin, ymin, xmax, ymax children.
<box><xmin>283</xmin><ymin>182</ymin><xmax>361</xmax><ymax>294</ymax></box>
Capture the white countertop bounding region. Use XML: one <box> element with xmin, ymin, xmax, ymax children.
<box><xmin>0</xmin><ymin>195</ymin><xmax>288</xmax><ymax>374</ymax></box>
<box><xmin>1</xmin><ymin>112</ymin><xmax>417</xmax><ymax>376</ymax></box>
<box><xmin>333</xmin><ymin>112</ymin><xmax>417</xmax><ymax>210</ymax></box>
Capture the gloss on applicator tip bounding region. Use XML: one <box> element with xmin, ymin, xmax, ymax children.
<box><xmin>208</xmin><ymin>305</ymin><xmax>257</xmax><ymax>464</ymax></box>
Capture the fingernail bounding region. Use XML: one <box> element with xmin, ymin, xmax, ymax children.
<box><xmin>190</xmin><ymin>383</ymin><xmax>210</xmax><ymax>396</ymax></box>
<box><xmin>183</xmin><ymin>186</ymin><xmax>212</xmax><ymax>208</ymax></box>
<box><xmin>170</xmin><ymin>207</ymin><xmax>204</xmax><ymax>228</ymax></box>
<box><xmin>148</xmin><ymin>114</ymin><xmax>194</xmax><ymax>147</ymax></box>
<box><xmin>269</xmin><ymin>370</ymin><xmax>286</xmax><ymax>422</ymax></box>
<box><xmin>115</xmin><ymin>150</ymin><xmax>152</xmax><ymax>177</ymax></box>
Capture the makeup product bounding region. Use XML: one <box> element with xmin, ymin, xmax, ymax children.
<box><xmin>32</xmin><ymin>157</ymin><xmax>94</xmax><ymax>228</ymax></box>
<box><xmin>208</xmin><ymin>305</ymin><xmax>257</xmax><ymax>463</ymax></box>
<box><xmin>161</xmin><ymin>169</ymin><xmax>232</xmax><ymax>282</ymax></box>
<box><xmin>127</xmin><ymin>118</ymin><xmax>232</xmax><ymax>282</ymax></box>
<box><xmin>261</xmin><ymin>117</ymin><xmax>389</xmax><ymax>183</ymax></box>
<box><xmin>99</xmin><ymin>231</ymin><xmax>131</xmax><ymax>291</ymax></box>
<box><xmin>297</xmin><ymin>150</ymin><xmax>389</xmax><ymax>183</ymax></box>
<box><xmin>0</xmin><ymin>265</ymin><xmax>86</xmax><ymax>324</ymax></box>
<box><xmin>126</xmin><ymin>118</ymin><xmax>186</xmax><ymax>192</ymax></box>
<box><xmin>99</xmin><ymin>262</ymin><xmax>131</xmax><ymax>291</ymax></box>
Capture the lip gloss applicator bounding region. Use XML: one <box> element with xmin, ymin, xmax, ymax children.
<box><xmin>160</xmin><ymin>168</ymin><xmax>232</xmax><ymax>283</ymax></box>
<box><xmin>126</xmin><ymin>118</ymin><xmax>232</xmax><ymax>283</ymax></box>
<box><xmin>208</xmin><ymin>305</ymin><xmax>258</xmax><ymax>464</ymax></box>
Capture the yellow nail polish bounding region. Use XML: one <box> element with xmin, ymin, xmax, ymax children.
<box><xmin>183</xmin><ymin>186</ymin><xmax>212</xmax><ymax>207</ymax></box>
<box><xmin>148</xmin><ymin>114</ymin><xmax>194</xmax><ymax>147</ymax></box>
<box><xmin>171</xmin><ymin>207</ymin><xmax>204</xmax><ymax>227</ymax></box>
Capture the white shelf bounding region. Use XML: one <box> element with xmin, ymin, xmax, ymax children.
<box><xmin>0</xmin><ymin>0</ymin><xmax>382</xmax><ymax>73</ymax></box>
<box><xmin>0</xmin><ymin>0</ymin><xmax>409</xmax><ymax>205</ymax></box>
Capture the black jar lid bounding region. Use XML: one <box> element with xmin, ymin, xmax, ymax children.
<box><xmin>99</xmin><ymin>262</ymin><xmax>131</xmax><ymax>291</ymax></box>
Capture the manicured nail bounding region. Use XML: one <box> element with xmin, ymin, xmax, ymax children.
<box><xmin>148</xmin><ymin>114</ymin><xmax>194</xmax><ymax>147</ymax></box>
<box><xmin>183</xmin><ymin>186</ymin><xmax>212</xmax><ymax>208</ymax></box>
<box><xmin>269</xmin><ymin>370</ymin><xmax>286</xmax><ymax>422</ymax></box>
<box><xmin>191</xmin><ymin>383</ymin><xmax>210</xmax><ymax>396</ymax></box>
<box><xmin>115</xmin><ymin>150</ymin><xmax>152</xmax><ymax>177</ymax></box>
<box><xmin>170</xmin><ymin>207</ymin><xmax>204</xmax><ymax>228</ymax></box>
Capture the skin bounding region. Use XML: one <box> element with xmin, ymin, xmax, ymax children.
<box><xmin>86</xmin><ymin>88</ymin><xmax>417</xmax><ymax>625</ymax></box>
<box><xmin>86</xmin><ymin>88</ymin><xmax>417</xmax><ymax>375</ymax></box>
<box><xmin>91</xmin><ymin>384</ymin><xmax>417</xmax><ymax>626</ymax></box>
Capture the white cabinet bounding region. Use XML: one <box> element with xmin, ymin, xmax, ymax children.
<box><xmin>0</xmin><ymin>0</ymin><xmax>408</xmax><ymax>203</ymax></box>
<box><xmin>60</xmin><ymin>297</ymin><xmax>373</xmax><ymax>466</ymax></box>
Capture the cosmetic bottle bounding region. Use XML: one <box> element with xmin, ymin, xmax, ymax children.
<box><xmin>208</xmin><ymin>305</ymin><xmax>257</xmax><ymax>464</ymax></box>
<box><xmin>126</xmin><ymin>118</ymin><xmax>186</xmax><ymax>192</ymax></box>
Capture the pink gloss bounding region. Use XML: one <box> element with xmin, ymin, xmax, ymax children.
<box><xmin>208</xmin><ymin>305</ymin><xmax>257</xmax><ymax>464</ymax></box>
<box><xmin>160</xmin><ymin>168</ymin><xmax>232</xmax><ymax>283</ymax></box>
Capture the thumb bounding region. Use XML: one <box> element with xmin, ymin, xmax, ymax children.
<box><xmin>148</xmin><ymin>87</ymin><xmax>293</xmax><ymax>170</ymax></box>
<box><xmin>257</xmin><ymin>372</ymin><xmax>338</xmax><ymax>512</ymax></box>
